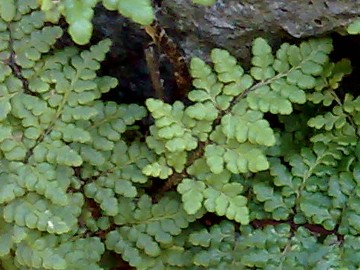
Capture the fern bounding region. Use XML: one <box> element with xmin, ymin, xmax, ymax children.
<box><xmin>0</xmin><ymin>1</ymin><xmax>141</xmax><ymax>268</ymax></box>
<box><xmin>1</xmin><ymin>1</ymin><xmax>360</xmax><ymax>269</ymax></box>
<box><xmin>36</xmin><ymin>0</ymin><xmax>214</xmax><ymax>45</ymax></box>
<box><xmin>347</xmin><ymin>18</ymin><xmax>360</xmax><ymax>34</ymax></box>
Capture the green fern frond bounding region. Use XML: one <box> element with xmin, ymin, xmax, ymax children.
<box><xmin>1</xmin><ymin>1</ymin><xmax>360</xmax><ymax>269</ymax></box>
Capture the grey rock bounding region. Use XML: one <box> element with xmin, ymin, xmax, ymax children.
<box><xmin>158</xmin><ymin>0</ymin><xmax>360</xmax><ymax>62</ymax></box>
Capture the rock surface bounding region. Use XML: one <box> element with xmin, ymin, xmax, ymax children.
<box><xmin>158</xmin><ymin>0</ymin><xmax>360</xmax><ymax>62</ymax></box>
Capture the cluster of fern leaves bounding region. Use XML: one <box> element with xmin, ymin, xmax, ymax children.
<box><xmin>0</xmin><ymin>1</ymin><xmax>359</xmax><ymax>270</ymax></box>
<box><xmin>34</xmin><ymin>0</ymin><xmax>215</xmax><ymax>44</ymax></box>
